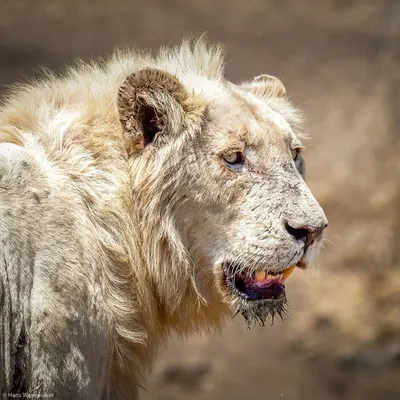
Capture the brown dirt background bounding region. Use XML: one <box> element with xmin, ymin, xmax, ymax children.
<box><xmin>1</xmin><ymin>1</ymin><xmax>399</xmax><ymax>399</ymax></box>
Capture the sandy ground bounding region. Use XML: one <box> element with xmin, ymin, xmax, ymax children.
<box><xmin>0</xmin><ymin>1</ymin><xmax>399</xmax><ymax>399</ymax></box>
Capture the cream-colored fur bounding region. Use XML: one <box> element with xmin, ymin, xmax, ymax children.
<box><xmin>0</xmin><ymin>39</ymin><xmax>327</xmax><ymax>399</ymax></box>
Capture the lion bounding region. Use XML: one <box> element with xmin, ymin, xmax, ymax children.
<box><xmin>0</xmin><ymin>39</ymin><xmax>328</xmax><ymax>399</ymax></box>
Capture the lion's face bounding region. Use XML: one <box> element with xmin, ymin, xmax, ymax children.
<box><xmin>181</xmin><ymin>89</ymin><xmax>327</xmax><ymax>325</ymax></box>
<box><xmin>118</xmin><ymin>69</ymin><xmax>328</xmax><ymax>326</ymax></box>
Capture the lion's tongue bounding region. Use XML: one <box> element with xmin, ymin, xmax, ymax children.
<box><xmin>234</xmin><ymin>266</ymin><xmax>296</xmax><ymax>290</ymax></box>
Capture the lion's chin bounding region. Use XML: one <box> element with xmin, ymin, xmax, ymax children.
<box><xmin>233</xmin><ymin>296</ymin><xmax>288</xmax><ymax>328</ymax></box>
<box><xmin>219</xmin><ymin>262</ymin><xmax>304</xmax><ymax>328</ymax></box>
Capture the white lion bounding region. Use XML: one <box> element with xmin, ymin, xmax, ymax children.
<box><xmin>0</xmin><ymin>39</ymin><xmax>328</xmax><ymax>399</ymax></box>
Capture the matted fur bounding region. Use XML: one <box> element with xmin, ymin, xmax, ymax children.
<box><xmin>0</xmin><ymin>38</ymin><xmax>327</xmax><ymax>399</ymax></box>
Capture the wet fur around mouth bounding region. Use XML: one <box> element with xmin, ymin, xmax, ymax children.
<box><xmin>233</xmin><ymin>296</ymin><xmax>289</xmax><ymax>328</ymax></box>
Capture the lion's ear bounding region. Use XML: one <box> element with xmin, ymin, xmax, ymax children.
<box><xmin>117</xmin><ymin>68</ymin><xmax>193</xmax><ymax>155</ymax></box>
<box><xmin>241</xmin><ymin>74</ymin><xmax>286</xmax><ymax>98</ymax></box>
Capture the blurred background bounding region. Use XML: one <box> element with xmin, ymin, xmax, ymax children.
<box><xmin>1</xmin><ymin>1</ymin><xmax>399</xmax><ymax>399</ymax></box>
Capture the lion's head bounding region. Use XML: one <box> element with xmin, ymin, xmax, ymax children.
<box><xmin>117</xmin><ymin>53</ymin><xmax>328</xmax><ymax>328</ymax></box>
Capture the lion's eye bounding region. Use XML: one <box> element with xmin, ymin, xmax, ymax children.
<box><xmin>292</xmin><ymin>148</ymin><xmax>305</xmax><ymax>175</ymax></box>
<box><xmin>222</xmin><ymin>152</ymin><xmax>244</xmax><ymax>166</ymax></box>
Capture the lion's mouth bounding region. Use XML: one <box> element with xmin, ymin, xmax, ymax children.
<box><xmin>223</xmin><ymin>263</ymin><xmax>296</xmax><ymax>301</ymax></box>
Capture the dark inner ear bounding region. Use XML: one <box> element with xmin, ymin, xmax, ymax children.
<box><xmin>142</xmin><ymin>106</ymin><xmax>160</xmax><ymax>146</ymax></box>
<box><xmin>118</xmin><ymin>68</ymin><xmax>201</xmax><ymax>155</ymax></box>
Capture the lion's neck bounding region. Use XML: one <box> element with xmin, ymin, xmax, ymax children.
<box><xmin>132</xmin><ymin>227</ymin><xmax>230</xmax><ymax>340</ymax></box>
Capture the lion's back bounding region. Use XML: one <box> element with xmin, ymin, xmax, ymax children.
<box><xmin>0</xmin><ymin>143</ymin><xmax>47</xmax><ymax>392</ymax></box>
<box><xmin>0</xmin><ymin>143</ymin><xmax>111</xmax><ymax>397</ymax></box>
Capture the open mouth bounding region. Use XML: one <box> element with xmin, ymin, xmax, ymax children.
<box><xmin>223</xmin><ymin>263</ymin><xmax>296</xmax><ymax>301</ymax></box>
<box><xmin>221</xmin><ymin>261</ymin><xmax>303</xmax><ymax>327</ymax></box>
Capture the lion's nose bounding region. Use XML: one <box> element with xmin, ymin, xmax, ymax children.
<box><xmin>285</xmin><ymin>222</ymin><xmax>328</xmax><ymax>246</ymax></box>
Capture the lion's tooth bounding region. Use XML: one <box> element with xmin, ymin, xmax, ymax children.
<box><xmin>282</xmin><ymin>266</ymin><xmax>296</xmax><ymax>280</ymax></box>
<box><xmin>255</xmin><ymin>271</ymin><xmax>266</xmax><ymax>282</ymax></box>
